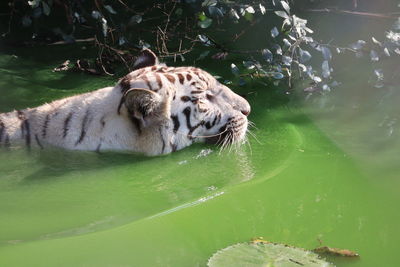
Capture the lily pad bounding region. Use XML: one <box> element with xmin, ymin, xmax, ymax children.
<box><xmin>208</xmin><ymin>241</ymin><xmax>335</xmax><ymax>267</ymax></box>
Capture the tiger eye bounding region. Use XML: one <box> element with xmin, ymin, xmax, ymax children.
<box><xmin>181</xmin><ymin>96</ymin><xmax>191</xmax><ymax>102</ymax></box>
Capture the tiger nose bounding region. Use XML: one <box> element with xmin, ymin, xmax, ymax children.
<box><xmin>240</xmin><ymin>100</ymin><xmax>251</xmax><ymax>116</ymax></box>
<box><xmin>241</xmin><ymin>109</ymin><xmax>250</xmax><ymax>116</ymax></box>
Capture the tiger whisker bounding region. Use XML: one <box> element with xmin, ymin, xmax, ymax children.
<box><xmin>246</xmin><ymin>128</ymin><xmax>262</xmax><ymax>145</ymax></box>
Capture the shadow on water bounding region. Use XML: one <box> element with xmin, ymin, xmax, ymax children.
<box><xmin>18</xmin><ymin>149</ymin><xmax>152</xmax><ymax>183</ymax></box>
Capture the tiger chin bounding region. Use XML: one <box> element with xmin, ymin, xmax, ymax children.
<box><xmin>0</xmin><ymin>49</ymin><xmax>250</xmax><ymax>155</ymax></box>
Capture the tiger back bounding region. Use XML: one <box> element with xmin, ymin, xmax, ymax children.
<box><xmin>0</xmin><ymin>49</ymin><xmax>250</xmax><ymax>155</ymax></box>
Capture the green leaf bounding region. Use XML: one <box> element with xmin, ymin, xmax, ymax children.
<box><xmin>243</xmin><ymin>11</ymin><xmax>253</xmax><ymax>22</ymax></box>
<box><xmin>198</xmin><ymin>17</ymin><xmax>212</xmax><ymax>28</ymax></box>
<box><xmin>198</xmin><ymin>12</ymin><xmax>207</xmax><ymax>21</ymax></box>
<box><xmin>208</xmin><ymin>242</ymin><xmax>335</xmax><ymax>267</ymax></box>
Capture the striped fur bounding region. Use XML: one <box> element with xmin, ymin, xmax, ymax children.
<box><xmin>0</xmin><ymin>49</ymin><xmax>250</xmax><ymax>155</ymax></box>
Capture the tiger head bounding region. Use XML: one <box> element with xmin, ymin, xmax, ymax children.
<box><xmin>118</xmin><ymin>49</ymin><xmax>250</xmax><ymax>154</ymax></box>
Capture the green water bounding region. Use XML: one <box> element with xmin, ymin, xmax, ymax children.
<box><xmin>1</xmin><ymin>22</ymin><xmax>400</xmax><ymax>267</ymax></box>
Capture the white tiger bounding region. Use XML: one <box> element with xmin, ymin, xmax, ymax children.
<box><xmin>0</xmin><ymin>49</ymin><xmax>250</xmax><ymax>155</ymax></box>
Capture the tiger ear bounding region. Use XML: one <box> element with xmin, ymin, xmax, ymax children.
<box><xmin>121</xmin><ymin>88</ymin><xmax>164</xmax><ymax>127</ymax></box>
<box><xmin>132</xmin><ymin>49</ymin><xmax>159</xmax><ymax>70</ymax></box>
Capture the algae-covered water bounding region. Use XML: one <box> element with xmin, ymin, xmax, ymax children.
<box><xmin>1</xmin><ymin>15</ymin><xmax>400</xmax><ymax>267</ymax></box>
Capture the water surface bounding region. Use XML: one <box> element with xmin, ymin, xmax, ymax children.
<box><xmin>1</xmin><ymin>14</ymin><xmax>400</xmax><ymax>266</ymax></box>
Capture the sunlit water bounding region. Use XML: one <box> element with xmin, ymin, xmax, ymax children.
<box><xmin>1</xmin><ymin>14</ymin><xmax>400</xmax><ymax>267</ymax></box>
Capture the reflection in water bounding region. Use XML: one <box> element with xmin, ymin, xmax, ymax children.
<box><xmin>235</xmin><ymin>146</ymin><xmax>255</xmax><ymax>183</ymax></box>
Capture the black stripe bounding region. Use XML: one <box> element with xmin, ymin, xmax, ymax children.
<box><xmin>119</xmin><ymin>75</ymin><xmax>131</xmax><ymax>93</ymax></box>
<box><xmin>4</xmin><ymin>134</ymin><xmax>10</xmax><ymax>147</ymax></box>
<box><xmin>42</xmin><ymin>114</ymin><xmax>50</xmax><ymax>138</ymax></box>
<box><xmin>171</xmin><ymin>115</ymin><xmax>180</xmax><ymax>133</ymax></box>
<box><xmin>130</xmin><ymin>117</ymin><xmax>142</xmax><ymax>135</ymax></box>
<box><xmin>17</xmin><ymin>110</ymin><xmax>25</xmax><ymax>120</ymax></box>
<box><xmin>159</xmin><ymin>127</ymin><xmax>165</xmax><ymax>154</ymax></box>
<box><xmin>24</xmin><ymin>119</ymin><xmax>31</xmax><ymax>147</ymax></box>
<box><xmin>183</xmin><ymin>107</ymin><xmax>204</xmax><ymax>139</ymax></box>
<box><xmin>17</xmin><ymin>110</ymin><xmax>30</xmax><ymax>148</ymax></box>
<box><xmin>63</xmin><ymin>112</ymin><xmax>73</xmax><ymax>138</ymax></box>
<box><xmin>96</xmin><ymin>142</ymin><xmax>102</xmax><ymax>153</ymax></box>
<box><xmin>183</xmin><ymin>107</ymin><xmax>192</xmax><ymax>129</ymax></box>
<box><xmin>188</xmin><ymin>121</ymin><xmax>204</xmax><ymax>138</ymax></box>
<box><xmin>0</xmin><ymin>119</ymin><xmax>4</xmax><ymax>143</ymax></box>
<box><xmin>75</xmin><ymin>110</ymin><xmax>91</xmax><ymax>145</ymax></box>
<box><xmin>35</xmin><ymin>134</ymin><xmax>43</xmax><ymax>149</ymax></box>
<box><xmin>100</xmin><ymin>116</ymin><xmax>106</xmax><ymax>128</ymax></box>
<box><xmin>205</xmin><ymin>115</ymin><xmax>218</xmax><ymax>129</ymax></box>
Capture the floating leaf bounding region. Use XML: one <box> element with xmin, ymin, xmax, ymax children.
<box><xmin>313</xmin><ymin>76</ymin><xmax>322</xmax><ymax>83</ymax></box>
<box><xmin>322</xmin><ymin>84</ymin><xmax>331</xmax><ymax>92</ymax></box>
<box><xmin>281</xmin><ymin>1</ymin><xmax>290</xmax><ymax>14</ymax></box>
<box><xmin>243</xmin><ymin>61</ymin><xmax>256</xmax><ymax>69</ymax></box>
<box><xmin>101</xmin><ymin>18</ymin><xmax>108</xmax><ymax>37</ymax></box>
<box><xmin>372</xmin><ymin>37</ymin><xmax>382</xmax><ymax>46</ymax></box>
<box><xmin>245</xmin><ymin>6</ymin><xmax>255</xmax><ymax>14</ymax></box>
<box><xmin>321</xmin><ymin>46</ymin><xmax>332</xmax><ymax>61</ymax></box>
<box><xmin>374</xmin><ymin>69</ymin><xmax>384</xmax><ymax>80</ymax></box>
<box><xmin>370</xmin><ymin>50</ymin><xmax>379</xmax><ymax>61</ymax></box>
<box><xmin>91</xmin><ymin>11</ymin><xmax>102</xmax><ymax>20</ymax></box>
<box><xmin>298</xmin><ymin>63</ymin><xmax>307</xmax><ymax>72</ymax></box>
<box><xmin>331</xmin><ymin>81</ymin><xmax>340</xmax><ymax>87</ymax></box>
<box><xmin>104</xmin><ymin>5</ymin><xmax>117</xmax><ymax>14</ymax></box>
<box><xmin>198</xmin><ymin>34</ymin><xmax>212</xmax><ymax>46</ymax></box>
<box><xmin>202</xmin><ymin>0</ymin><xmax>217</xmax><ymax>7</ymax></box>
<box><xmin>198</xmin><ymin>17</ymin><xmax>213</xmax><ymax>28</ymax></box>
<box><xmin>282</xmin><ymin>38</ymin><xmax>291</xmax><ymax>49</ymax></box>
<box><xmin>259</xmin><ymin>4</ymin><xmax>266</xmax><ymax>15</ymax></box>
<box><xmin>299</xmin><ymin>48</ymin><xmax>312</xmax><ymax>63</ymax></box>
<box><xmin>129</xmin><ymin>15</ymin><xmax>142</xmax><ymax>25</ymax></box>
<box><xmin>231</xmin><ymin>63</ymin><xmax>240</xmax><ymax>76</ymax></box>
<box><xmin>208</xmin><ymin>242</ymin><xmax>334</xmax><ymax>267</ymax></box>
<box><xmin>261</xmin><ymin>49</ymin><xmax>273</xmax><ymax>63</ymax></box>
<box><xmin>274</xmin><ymin>10</ymin><xmax>289</xmax><ymax>19</ymax></box>
<box><xmin>322</xmin><ymin>60</ymin><xmax>330</xmax><ymax>78</ymax></box>
<box><xmin>118</xmin><ymin>36</ymin><xmax>127</xmax><ymax>45</ymax></box>
<box><xmin>273</xmin><ymin>72</ymin><xmax>284</xmax><ymax>79</ymax></box>
<box><xmin>273</xmin><ymin>44</ymin><xmax>282</xmax><ymax>55</ymax></box>
<box><xmin>28</xmin><ymin>0</ymin><xmax>40</xmax><ymax>8</ymax></box>
<box><xmin>209</xmin><ymin>6</ymin><xmax>224</xmax><ymax>17</ymax></box>
<box><xmin>282</xmin><ymin>55</ymin><xmax>292</xmax><ymax>66</ymax></box>
<box><xmin>383</xmin><ymin>47</ymin><xmax>390</xmax><ymax>56</ymax></box>
<box><xmin>349</xmin><ymin>40</ymin><xmax>366</xmax><ymax>50</ymax></box>
<box><xmin>271</xmin><ymin>27</ymin><xmax>279</xmax><ymax>38</ymax></box>
<box><xmin>229</xmin><ymin>9</ymin><xmax>240</xmax><ymax>20</ymax></box>
<box><xmin>243</xmin><ymin>11</ymin><xmax>254</xmax><ymax>22</ymax></box>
